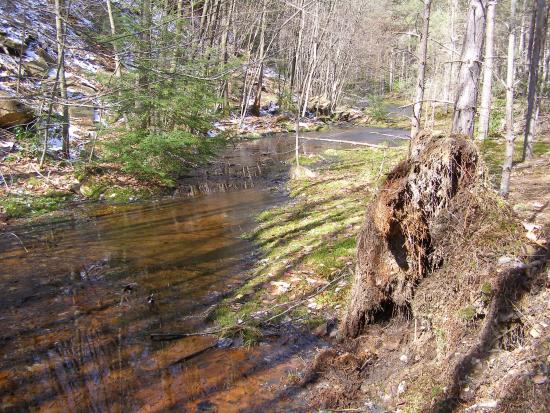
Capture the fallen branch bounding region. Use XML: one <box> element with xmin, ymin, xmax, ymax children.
<box><xmin>3</xmin><ymin>232</ymin><xmax>29</xmax><ymax>253</ymax></box>
<box><xmin>299</xmin><ymin>136</ymin><xmax>388</xmax><ymax>148</ymax></box>
<box><xmin>150</xmin><ymin>328</ymin><xmax>222</xmax><ymax>341</ymax></box>
<box><xmin>168</xmin><ymin>342</ymin><xmax>218</xmax><ymax>365</ymax></box>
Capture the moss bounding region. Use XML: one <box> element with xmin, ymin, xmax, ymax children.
<box><xmin>0</xmin><ymin>191</ymin><xmax>74</xmax><ymax>219</ymax></box>
<box><xmin>103</xmin><ymin>186</ymin><xmax>150</xmax><ymax>203</ymax></box>
<box><xmin>298</xmin><ymin>154</ymin><xmax>322</xmax><ymax>166</ymax></box>
<box><xmin>458</xmin><ymin>305</ymin><xmax>476</xmax><ymax>322</ymax></box>
<box><xmin>481</xmin><ymin>282</ymin><xmax>493</xmax><ymax>296</ymax></box>
<box><xmin>27</xmin><ymin>177</ymin><xmax>42</xmax><ymax>187</ymax></box>
<box><xmin>79</xmin><ymin>180</ymin><xmax>106</xmax><ymax>199</ymax></box>
<box><xmin>305</xmin><ymin>237</ymin><xmax>356</xmax><ymax>278</ymax></box>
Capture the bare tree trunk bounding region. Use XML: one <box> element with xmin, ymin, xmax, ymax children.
<box><xmin>389</xmin><ymin>51</ymin><xmax>394</xmax><ymax>92</ymax></box>
<box><xmin>55</xmin><ymin>0</ymin><xmax>70</xmax><ymax>158</ymax></box>
<box><xmin>523</xmin><ymin>0</ymin><xmax>547</xmax><ymax>160</ymax></box>
<box><xmin>106</xmin><ymin>0</ymin><xmax>122</xmax><ymax>78</ymax></box>
<box><xmin>500</xmin><ymin>0</ymin><xmax>518</xmax><ymax>197</ymax></box>
<box><xmin>447</xmin><ymin>0</ymin><xmax>459</xmax><ymax>111</ymax></box>
<box><xmin>477</xmin><ymin>0</ymin><xmax>498</xmax><ymax>140</ymax></box>
<box><xmin>411</xmin><ymin>0</ymin><xmax>432</xmax><ymax>139</ymax></box>
<box><xmin>526</xmin><ymin>0</ymin><xmax>537</xmax><ymax>76</ymax></box>
<box><xmin>16</xmin><ymin>15</ymin><xmax>26</xmax><ymax>95</ymax></box>
<box><xmin>138</xmin><ymin>0</ymin><xmax>152</xmax><ymax>130</ymax></box>
<box><xmin>290</xmin><ymin>0</ymin><xmax>305</xmax><ymax>93</ymax></box>
<box><xmin>251</xmin><ymin>0</ymin><xmax>267</xmax><ymax>116</ymax></box>
<box><xmin>451</xmin><ymin>0</ymin><xmax>488</xmax><ymax>137</ymax></box>
<box><xmin>543</xmin><ymin>25</ymin><xmax>550</xmax><ymax>81</ymax></box>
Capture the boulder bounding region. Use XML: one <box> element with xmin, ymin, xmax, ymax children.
<box><xmin>308</xmin><ymin>96</ymin><xmax>332</xmax><ymax>115</ymax></box>
<box><xmin>0</xmin><ymin>92</ymin><xmax>34</xmax><ymax>127</ymax></box>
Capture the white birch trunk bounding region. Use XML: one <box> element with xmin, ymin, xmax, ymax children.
<box><xmin>411</xmin><ymin>0</ymin><xmax>432</xmax><ymax>139</ymax></box>
<box><xmin>451</xmin><ymin>0</ymin><xmax>488</xmax><ymax>137</ymax></box>
<box><xmin>500</xmin><ymin>0</ymin><xmax>518</xmax><ymax>196</ymax></box>
<box><xmin>477</xmin><ymin>0</ymin><xmax>498</xmax><ymax>140</ymax></box>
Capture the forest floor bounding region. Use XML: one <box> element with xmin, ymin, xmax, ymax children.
<box><xmin>211</xmin><ymin>143</ymin><xmax>407</xmax><ymax>343</ymax></box>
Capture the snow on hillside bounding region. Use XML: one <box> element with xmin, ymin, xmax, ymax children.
<box><xmin>0</xmin><ymin>0</ymin><xmax>114</xmax><ymax>136</ymax></box>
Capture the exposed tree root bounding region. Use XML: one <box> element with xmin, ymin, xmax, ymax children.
<box><xmin>342</xmin><ymin>132</ymin><xmax>479</xmax><ymax>338</ymax></box>
<box><xmin>299</xmin><ymin>132</ymin><xmax>548</xmax><ymax>413</ymax></box>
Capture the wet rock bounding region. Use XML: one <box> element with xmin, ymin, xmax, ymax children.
<box><xmin>217</xmin><ymin>337</ymin><xmax>233</xmax><ymax>348</ymax></box>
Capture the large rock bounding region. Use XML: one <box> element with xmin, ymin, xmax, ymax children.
<box><xmin>0</xmin><ymin>92</ymin><xmax>34</xmax><ymax>127</ymax></box>
<box><xmin>308</xmin><ymin>96</ymin><xmax>332</xmax><ymax>115</ymax></box>
<box><xmin>23</xmin><ymin>47</ymin><xmax>53</xmax><ymax>77</ymax></box>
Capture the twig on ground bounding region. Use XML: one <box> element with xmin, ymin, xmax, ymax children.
<box><xmin>262</xmin><ymin>271</ymin><xmax>349</xmax><ymax>324</ymax></box>
<box><xmin>150</xmin><ymin>329</ymin><xmax>223</xmax><ymax>341</ymax></box>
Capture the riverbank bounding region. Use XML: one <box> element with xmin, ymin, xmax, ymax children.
<box><xmin>0</xmin><ymin>119</ymin><xmax>329</xmax><ymax>223</ymax></box>
<box><xmin>212</xmin><ymin>143</ymin><xmax>408</xmax><ymax>342</ymax></box>
<box><xmin>0</xmin><ymin>98</ymin><xmax>406</xmax><ymax>227</ymax></box>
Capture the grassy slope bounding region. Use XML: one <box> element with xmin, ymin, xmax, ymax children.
<box><xmin>213</xmin><ymin>144</ymin><xmax>408</xmax><ymax>342</ymax></box>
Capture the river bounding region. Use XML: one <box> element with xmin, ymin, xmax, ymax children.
<box><xmin>0</xmin><ymin>127</ymin><xmax>407</xmax><ymax>413</ymax></box>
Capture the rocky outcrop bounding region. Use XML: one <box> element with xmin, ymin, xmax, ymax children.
<box><xmin>0</xmin><ymin>0</ymin><xmax>112</xmax><ymax>131</ymax></box>
<box><xmin>0</xmin><ymin>91</ymin><xmax>33</xmax><ymax>127</ymax></box>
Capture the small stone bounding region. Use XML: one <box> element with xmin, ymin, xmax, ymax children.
<box><xmin>532</xmin><ymin>374</ymin><xmax>547</xmax><ymax>385</ymax></box>
<box><xmin>530</xmin><ymin>327</ymin><xmax>541</xmax><ymax>338</ymax></box>
<box><xmin>399</xmin><ymin>354</ymin><xmax>408</xmax><ymax>363</ymax></box>
<box><xmin>465</xmin><ymin>400</ymin><xmax>498</xmax><ymax>412</ymax></box>
<box><xmin>217</xmin><ymin>338</ymin><xmax>233</xmax><ymax>348</ymax></box>
<box><xmin>478</xmin><ymin>400</ymin><xmax>498</xmax><ymax>409</ymax></box>
<box><xmin>397</xmin><ymin>381</ymin><xmax>407</xmax><ymax>395</ymax></box>
<box><xmin>497</xmin><ymin>256</ymin><xmax>513</xmax><ymax>265</ymax></box>
<box><xmin>360</xmin><ymin>382</ymin><xmax>369</xmax><ymax>393</ymax></box>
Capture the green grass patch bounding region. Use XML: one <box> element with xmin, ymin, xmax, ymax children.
<box><xmin>480</xmin><ymin>138</ymin><xmax>550</xmax><ymax>183</ymax></box>
<box><xmin>0</xmin><ymin>190</ymin><xmax>74</xmax><ymax>219</ymax></box>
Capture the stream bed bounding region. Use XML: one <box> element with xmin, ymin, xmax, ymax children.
<box><xmin>0</xmin><ymin>127</ymin><xmax>407</xmax><ymax>412</ymax></box>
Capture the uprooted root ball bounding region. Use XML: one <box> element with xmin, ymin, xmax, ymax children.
<box><xmin>342</xmin><ymin>133</ymin><xmax>480</xmax><ymax>338</ymax></box>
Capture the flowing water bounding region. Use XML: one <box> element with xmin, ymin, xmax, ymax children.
<box><xmin>0</xmin><ymin>128</ymin><xmax>407</xmax><ymax>413</ymax></box>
